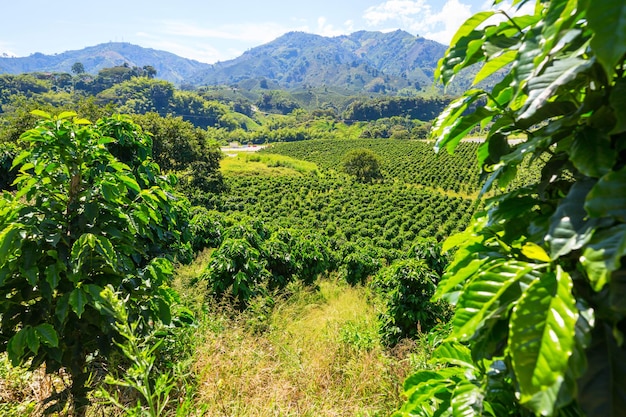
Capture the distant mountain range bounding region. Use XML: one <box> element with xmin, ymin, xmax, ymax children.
<box><xmin>0</xmin><ymin>31</ymin><xmax>468</xmax><ymax>94</ymax></box>
<box><xmin>0</xmin><ymin>42</ymin><xmax>210</xmax><ymax>84</ymax></box>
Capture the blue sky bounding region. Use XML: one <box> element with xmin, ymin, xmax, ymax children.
<box><xmin>1</xmin><ymin>0</ymin><xmax>530</xmax><ymax>63</ymax></box>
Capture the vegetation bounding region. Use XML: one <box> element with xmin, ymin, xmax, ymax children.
<box><xmin>341</xmin><ymin>148</ymin><xmax>383</xmax><ymax>183</ymax></box>
<box><xmin>395</xmin><ymin>0</ymin><xmax>626</xmax><ymax>416</ymax></box>
<box><xmin>1</xmin><ymin>1</ymin><xmax>624</xmax><ymax>416</ymax></box>
<box><xmin>0</xmin><ymin>112</ymin><xmax>188</xmax><ymax>415</ymax></box>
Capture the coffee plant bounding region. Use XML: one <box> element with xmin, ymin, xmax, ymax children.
<box><xmin>0</xmin><ymin>111</ymin><xmax>188</xmax><ymax>415</ymax></box>
<box><xmin>396</xmin><ymin>1</ymin><xmax>626</xmax><ymax>416</ymax></box>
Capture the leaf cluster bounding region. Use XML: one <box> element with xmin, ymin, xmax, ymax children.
<box><xmin>399</xmin><ymin>1</ymin><xmax>626</xmax><ymax>415</ymax></box>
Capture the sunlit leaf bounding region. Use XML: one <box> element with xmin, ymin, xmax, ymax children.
<box><xmin>451</xmin><ymin>11</ymin><xmax>496</xmax><ymax>47</ymax></box>
<box><xmin>518</xmin><ymin>54</ymin><xmax>594</xmax><ymax>121</ymax></box>
<box><xmin>509</xmin><ymin>267</ymin><xmax>578</xmax><ymax>415</ymax></box>
<box><xmin>431</xmin><ymin>341</ymin><xmax>474</xmax><ymax>368</ymax></box>
<box><xmin>521</xmin><ymin>242</ymin><xmax>551</xmax><ymax>263</ymax></box>
<box><xmin>580</xmin><ymin>224</ymin><xmax>626</xmax><ymax>291</ymax></box>
<box><xmin>57</xmin><ymin>111</ymin><xmax>77</xmax><ymax>120</ymax></box>
<box><xmin>474</xmin><ymin>50</ymin><xmax>517</xmax><ymax>85</ymax></box>
<box><xmin>452</xmin><ymin>260</ymin><xmax>535</xmax><ymax>340</ymax></box>
<box><xmin>29</xmin><ymin>110</ymin><xmax>51</xmax><ymax>119</ymax></box>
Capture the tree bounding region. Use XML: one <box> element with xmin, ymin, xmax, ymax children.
<box><xmin>341</xmin><ymin>148</ymin><xmax>383</xmax><ymax>183</ymax></box>
<box><xmin>71</xmin><ymin>62</ymin><xmax>85</xmax><ymax>75</ymax></box>
<box><xmin>143</xmin><ymin>65</ymin><xmax>157</xmax><ymax>79</ymax></box>
<box><xmin>396</xmin><ymin>1</ymin><xmax>626</xmax><ymax>416</ymax></box>
<box><xmin>0</xmin><ymin>111</ymin><xmax>189</xmax><ymax>415</ymax></box>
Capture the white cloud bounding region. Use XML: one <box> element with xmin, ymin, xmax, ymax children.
<box><xmin>363</xmin><ymin>0</ymin><xmax>430</xmax><ymax>26</ymax></box>
<box><xmin>421</xmin><ymin>0</ymin><xmax>473</xmax><ymax>44</ymax></box>
<box><xmin>314</xmin><ymin>16</ymin><xmax>355</xmax><ymax>37</ymax></box>
<box><xmin>362</xmin><ymin>0</ymin><xmax>473</xmax><ymax>44</ymax></box>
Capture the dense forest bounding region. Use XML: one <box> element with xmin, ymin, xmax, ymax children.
<box><xmin>1</xmin><ymin>1</ymin><xmax>626</xmax><ymax>416</ymax></box>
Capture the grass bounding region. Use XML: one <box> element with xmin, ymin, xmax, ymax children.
<box><xmin>190</xmin><ymin>277</ymin><xmax>416</xmax><ymax>416</ymax></box>
<box><xmin>0</xmin><ymin>249</ymin><xmax>433</xmax><ymax>416</ymax></box>
<box><xmin>220</xmin><ymin>152</ymin><xmax>320</xmax><ymax>176</ymax></box>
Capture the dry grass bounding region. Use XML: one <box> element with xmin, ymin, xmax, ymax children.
<box><xmin>193</xmin><ymin>279</ymin><xmax>415</xmax><ymax>416</ymax></box>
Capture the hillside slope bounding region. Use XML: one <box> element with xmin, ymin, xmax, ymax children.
<box><xmin>0</xmin><ymin>42</ymin><xmax>211</xmax><ymax>83</ymax></box>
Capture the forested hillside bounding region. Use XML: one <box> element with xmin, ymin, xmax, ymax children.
<box><xmin>0</xmin><ymin>30</ymin><xmax>475</xmax><ymax>94</ymax></box>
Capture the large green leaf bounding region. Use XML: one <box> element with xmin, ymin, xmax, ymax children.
<box><xmin>509</xmin><ymin>267</ymin><xmax>578</xmax><ymax>416</ymax></box>
<box><xmin>578</xmin><ymin>323</ymin><xmax>626</xmax><ymax>417</ymax></box>
<box><xmin>450</xmin><ymin>11</ymin><xmax>495</xmax><ymax>47</ymax></box>
<box><xmin>569</xmin><ymin>127</ymin><xmax>616</xmax><ymax>178</ymax></box>
<box><xmin>580</xmin><ymin>224</ymin><xmax>626</xmax><ymax>291</ymax></box>
<box><xmin>546</xmin><ymin>180</ymin><xmax>603</xmax><ymax>259</ymax></box>
<box><xmin>69</xmin><ymin>288</ymin><xmax>88</xmax><ymax>318</ymax></box>
<box><xmin>432</xmin><ymin>90</ymin><xmax>486</xmax><ymax>154</ymax></box>
<box><xmin>431</xmin><ymin>341</ymin><xmax>474</xmax><ymax>369</ymax></box>
<box><xmin>452</xmin><ymin>260</ymin><xmax>535</xmax><ymax>340</ymax></box>
<box><xmin>451</xmin><ymin>381</ymin><xmax>484</xmax><ymax>417</ymax></box>
<box><xmin>473</xmin><ymin>50</ymin><xmax>517</xmax><ymax>86</ymax></box>
<box><xmin>587</xmin><ymin>0</ymin><xmax>626</xmax><ymax>80</ymax></box>
<box><xmin>7</xmin><ymin>327</ymin><xmax>28</xmax><ymax>365</ymax></box>
<box><xmin>34</xmin><ymin>324</ymin><xmax>59</xmax><ymax>348</ymax></box>
<box><xmin>518</xmin><ymin>54</ymin><xmax>594</xmax><ymax>121</ymax></box>
<box><xmin>585</xmin><ymin>166</ymin><xmax>626</xmax><ymax>221</ymax></box>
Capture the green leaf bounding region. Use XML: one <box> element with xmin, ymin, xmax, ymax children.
<box><xmin>587</xmin><ymin>0</ymin><xmax>626</xmax><ymax>80</ymax></box>
<box><xmin>474</xmin><ymin>50</ymin><xmax>517</xmax><ymax>86</ymax></box>
<box><xmin>34</xmin><ymin>324</ymin><xmax>59</xmax><ymax>347</ymax></box>
<box><xmin>546</xmin><ymin>181</ymin><xmax>598</xmax><ymax>259</ymax></box>
<box><xmin>0</xmin><ymin>223</ymin><xmax>22</xmax><ymax>263</ymax></box>
<box><xmin>431</xmin><ymin>341</ymin><xmax>474</xmax><ymax>368</ymax></box>
<box><xmin>101</xmin><ymin>181</ymin><xmax>121</xmax><ymax>202</ymax></box>
<box><xmin>117</xmin><ymin>174</ymin><xmax>141</xmax><ymax>193</ymax></box>
<box><xmin>432</xmin><ymin>90</ymin><xmax>486</xmax><ymax>154</ymax></box>
<box><xmin>451</xmin><ymin>381</ymin><xmax>484</xmax><ymax>417</ymax></box>
<box><xmin>21</xmin><ymin>265</ymin><xmax>38</xmax><ymax>286</ymax></box>
<box><xmin>570</xmin><ymin>127</ymin><xmax>616</xmax><ymax>178</ymax></box>
<box><xmin>585</xmin><ymin>167</ymin><xmax>626</xmax><ymax>221</ymax></box>
<box><xmin>518</xmin><ymin>55</ymin><xmax>594</xmax><ymax>121</ymax></box>
<box><xmin>45</xmin><ymin>263</ymin><xmax>61</xmax><ymax>290</ymax></box>
<box><xmin>55</xmin><ymin>293</ymin><xmax>70</xmax><ymax>322</ymax></box>
<box><xmin>69</xmin><ymin>288</ymin><xmax>88</xmax><ymax>318</ymax></box>
<box><xmin>30</xmin><ymin>110</ymin><xmax>51</xmax><ymax>119</ymax></box>
<box><xmin>451</xmin><ymin>11</ymin><xmax>495</xmax><ymax>47</ymax></box>
<box><xmin>56</xmin><ymin>111</ymin><xmax>77</xmax><ymax>120</ymax></box>
<box><xmin>452</xmin><ymin>260</ymin><xmax>535</xmax><ymax>340</ymax></box>
<box><xmin>578</xmin><ymin>323</ymin><xmax>626</xmax><ymax>417</ymax></box>
<box><xmin>7</xmin><ymin>327</ymin><xmax>29</xmax><ymax>365</ymax></box>
<box><xmin>521</xmin><ymin>242</ymin><xmax>551</xmax><ymax>263</ymax></box>
<box><xmin>580</xmin><ymin>224</ymin><xmax>626</xmax><ymax>291</ymax></box>
<box><xmin>25</xmin><ymin>327</ymin><xmax>40</xmax><ymax>354</ymax></box>
<box><xmin>509</xmin><ymin>267</ymin><xmax>578</xmax><ymax>416</ymax></box>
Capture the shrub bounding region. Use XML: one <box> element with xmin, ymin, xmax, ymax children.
<box><xmin>370</xmin><ymin>259</ymin><xmax>452</xmax><ymax>346</ymax></box>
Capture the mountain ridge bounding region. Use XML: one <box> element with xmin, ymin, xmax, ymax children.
<box><xmin>0</xmin><ymin>31</ymin><xmax>455</xmax><ymax>93</ymax></box>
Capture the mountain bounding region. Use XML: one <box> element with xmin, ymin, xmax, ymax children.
<box><xmin>189</xmin><ymin>30</ymin><xmax>448</xmax><ymax>93</ymax></box>
<box><xmin>0</xmin><ymin>42</ymin><xmax>211</xmax><ymax>84</ymax></box>
<box><xmin>0</xmin><ymin>31</ymin><xmax>461</xmax><ymax>94</ymax></box>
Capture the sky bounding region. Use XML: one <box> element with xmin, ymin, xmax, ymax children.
<box><xmin>1</xmin><ymin>0</ymin><xmax>530</xmax><ymax>64</ymax></box>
